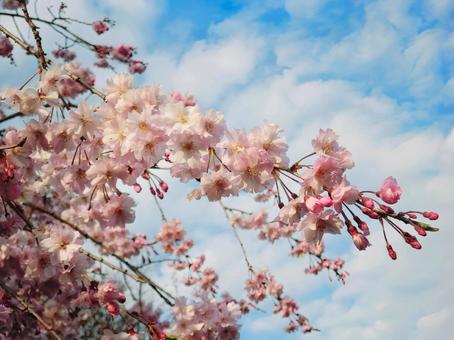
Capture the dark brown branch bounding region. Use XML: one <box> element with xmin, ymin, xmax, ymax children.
<box><xmin>0</xmin><ymin>112</ymin><xmax>23</xmax><ymax>125</ymax></box>
<box><xmin>21</xmin><ymin>3</ymin><xmax>48</xmax><ymax>70</ymax></box>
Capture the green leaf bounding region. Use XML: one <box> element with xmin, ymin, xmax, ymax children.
<box><xmin>417</xmin><ymin>222</ymin><xmax>439</xmax><ymax>232</ymax></box>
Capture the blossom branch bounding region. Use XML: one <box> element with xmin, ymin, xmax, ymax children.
<box><xmin>0</xmin><ymin>281</ymin><xmax>62</xmax><ymax>340</ymax></box>
<box><xmin>0</xmin><ymin>111</ymin><xmax>22</xmax><ymax>124</ymax></box>
<box><xmin>25</xmin><ymin>202</ymin><xmax>175</xmax><ymax>306</ymax></box>
<box><xmin>20</xmin><ymin>2</ymin><xmax>48</xmax><ymax>70</ymax></box>
<box><xmin>0</xmin><ymin>23</ymin><xmax>106</xmax><ymax>99</ymax></box>
<box><xmin>220</xmin><ymin>201</ymin><xmax>254</xmax><ymax>274</ymax></box>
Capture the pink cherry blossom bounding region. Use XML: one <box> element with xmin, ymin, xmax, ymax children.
<box><xmin>92</xmin><ymin>20</ymin><xmax>110</xmax><ymax>35</ymax></box>
<box><xmin>377</xmin><ymin>176</ymin><xmax>401</xmax><ymax>204</ymax></box>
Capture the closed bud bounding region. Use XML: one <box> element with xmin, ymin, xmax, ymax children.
<box><xmin>156</xmin><ymin>189</ymin><xmax>164</xmax><ymax>199</ymax></box>
<box><xmin>150</xmin><ymin>187</ymin><xmax>156</xmax><ymax>196</ymax></box>
<box><xmin>353</xmin><ymin>216</ymin><xmax>370</xmax><ymax>235</ymax></box>
<box><xmin>361</xmin><ymin>207</ymin><xmax>380</xmax><ymax>219</ymax></box>
<box><xmin>160</xmin><ymin>181</ymin><xmax>169</xmax><ymax>192</ymax></box>
<box><xmin>413</xmin><ymin>224</ymin><xmax>427</xmax><ymax>237</ymax></box>
<box><xmin>403</xmin><ymin>232</ymin><xmax>422</xmax><ymax>249</ymax></box>
<box><xmin>387</xmin><ymin>244</ymin><xmax>397</xmax><ymax>260</ymax></box>
<box><xmin>423</xmin><ymin>211</ymin><xmax>439</xmax><ymax>220</ymax></box>
<box><xmin>133</xmin><ymin>183</ymin><xmax>142</xmax><ymax>193</ymax></box>
<box><xmin>361</xmin><ymin>197</ymin><xmax>374</xmax><ymax>209</ymax></box>
<box><xmin>358</xmin><ymin>221</ymin><xmax>370</xmax><ymax>235</ymax></box>
<box><xmin>379</xmin><ymin>204</ymin><xmax>394</xmax><ymax>214</ymax></box>
<box><xmin>347</xmin><ymin>222</ymin><xmax>357</xmax><ymax>236</ymax></box>
<box><xmin>106</xmin><ymin>303</ymin><xmax>120</xmax><ymax>315</ymax></box>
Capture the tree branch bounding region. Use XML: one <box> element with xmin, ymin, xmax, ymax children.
<box><xmin>21</xmin><ymin>2</ymin><xmax>48</xmax><ymax>70</ymax></box>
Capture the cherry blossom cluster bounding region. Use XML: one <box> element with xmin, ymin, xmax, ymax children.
<box><xmin>0</xmin><ymin>1</ymin><xmax>441</xmax><ymax>339</ymax></box>
<box><xmin>245</xmin><ymin>270</ymin><xmax>314</xmax><ymax>333</ymax></box>
<box><xmin>0</xmin><ymin>1</ymin><xmax>145</xmax><ymax>74</ymax></box>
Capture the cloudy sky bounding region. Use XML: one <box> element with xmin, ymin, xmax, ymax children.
<box><xmin>1</xmin><ymin>0</ymin><xmax>453</xmax><ymax>339</ymax></box>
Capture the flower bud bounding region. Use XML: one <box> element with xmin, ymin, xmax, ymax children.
<box><xmin>413</xmin><ymin>224</ymin><xmax>427</xmax><ymax>237</ymax></box>
<box><xmin>387</xmin><ymin>244</ymin><xmax>397</xmax><ymax>260</ymax></box>
<box><xmin>160</xmin><ymin>181</ymin><xmax>169</xmax><ymax>192</ymax></box>
<box><xmin>361</xmin><ymin>207</ymin><xmax>380</xmax><ymax>219</ymax></box>
<box><xmin>106</xmin><ymin>303</ymin><xmax>120</xmax><ymax>315</ymax></box>
<box><xmin>157</xmin><ymin>189</ymin><xmax>164</xmax><ymax>199</ymax></box>
<box><xmin>133</xmin><ymin>183</ymin><xmax>142</xmax><ymax>193</ymax></box>
<box><xmin>361</xmin><ymin>197</ymin><xmax>374</xmax><ymax>209</ymax></box>
<box><xmin>403</xmin><ymin>232</ymin><xmax>422</xmax><ymax>249</ymax></box>
<box><xmin>353</xmin><ymin>216</ymin><xmax>370</xmax><ymax>235</ymax></box>
<box><xmin>423</xmin><ymin>211</ymin><xmax>439</xmax><ymax>220</ymax></box>
<box><xmin>150</xmin><ymin>187</ymin><xmax>156</xmax><ymax>196</ymax></box>
<box><xmin>379</xmin><ymin>204</ymin><xmax>394</xmax><ymax>214</ymax></box>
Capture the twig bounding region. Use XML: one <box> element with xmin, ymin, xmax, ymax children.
<box><xmin>219</xmin><ymin>201</ymin><xmax>254</xmax><ymax>274</ymax></box>
<box><xmin>21</xmin><ymin>2</ymin><xmax>48</xmax><ymax>70</ymax></box>
<box><xmin>0</xmin><ymin>24</ymin><xmax>106</xmax><ymax>100</ymax></box>
<box><xmin>152</xmin><ymin>195</ymin><xmax>167</xmax><ymax>222</ymax></box>
<box><xmin>0</xmin><ymin>112</ymin><xmax>23</xmax><ymax>125</ymax></box>
<box><xmin>0</xmin><ymin>24</ymin><xmax>38</xmax><ymax>57</ymax></box>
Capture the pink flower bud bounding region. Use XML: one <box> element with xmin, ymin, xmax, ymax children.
<box><xmin>128</xmin><ymin>60</ymin><xmax>146</xmax><ymax>74</ymax></box>
<box><xmin>361</xmin><ymin>207</ymin><xmax>380</xmax><ymax>219</ymax></box>
<box><xmin>358</xmin><ymin>221</ymin><xmax>370</xmax><ymax>235</ymax></box>
<box><xmin>0</xmin><ymin>37</ymin><xmax>13</xmax><ymax>57</ymax></box>
<box><xmin>111</xmin><ymin>44</ymin><xmax>134</xmax><ymax>62</ymax></box>
<box><xmin>157</xmin><ymin>189</ymin><xmax>164</xmax><ymax>199</ymax></box>
<box><xmin>423</xmin><ymin>211</ymin><xmax>439</xmax><ymax>220</ymax></box>
<box><xmin>160</xmin><ymin>181</ymin><xmax>168</xmax><ymax>192</ymax></box>
<box><xmin>403</xmin><ymin>232</ymin><xmax>422</xmax><ymax>249</ymax></box>
<box><xmin>387</xmin><ymin>244</ymin><xmax>397</xmax><ymax>260</ymax></box>
<box><xmin>150</xmin><ymin>187</ymin><xmax>156</xmax><ymax>196</ymax></box>
<box><xmin>408</xmin><ymin>213</ymin><xmax>417</xmax><ymax>219</ymax></box>
<box><xmin>413</xmin><ymin>224</ymin><xmax>427</xmax><ymax>236</ymax></box>
<box><xmin>92</xmin><ymin>20</ymin><xmax>109</xmax><ymax>35</ymax></box>
<box><xmin>94</xmin><ymin>59</ymin><xmax>109</xmax><ymax>68</ymax></box>
<box><xmin>353</xmin><ymin>216</ymin><xmax>370</xmax><ymax>235</ymax></box>
<box><xmin>133</xmin><ymin>183</ymin><xmax>142</xmax><ymax>193</ymax></box>
<box><xmin>322</xmin><ymin>259</ymin><xmax>331</xmax><ymax>268</ymax></box>
<box><xmin>379</xmin><ymin>204</ymin><xmax>394</xmax><ymax>214</ymax></box>
<box><xmin>361</xmin><ymin>197</ymin><xmax>375</xmax><ymax>209</ymax></box>
<box><xmin>106</xmin><ymin>302</ymin><xmax>120</xmax><ymax>315</ymax></box>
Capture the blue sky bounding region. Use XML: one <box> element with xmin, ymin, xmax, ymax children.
<box><xmin>2</xmin><ymin>0</ymin><xmax>454</xmax><ymax>339</ymax></box>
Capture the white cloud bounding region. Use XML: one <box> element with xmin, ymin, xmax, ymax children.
<box><xmin>146</xmin><ymin>34</ymin><xmax>264</xmax><ymax>106</ymax></box>
<box><xmin>284</xmin><ymin>0</ymin><xmax>325</xmax><ymax>18</ymax></box>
